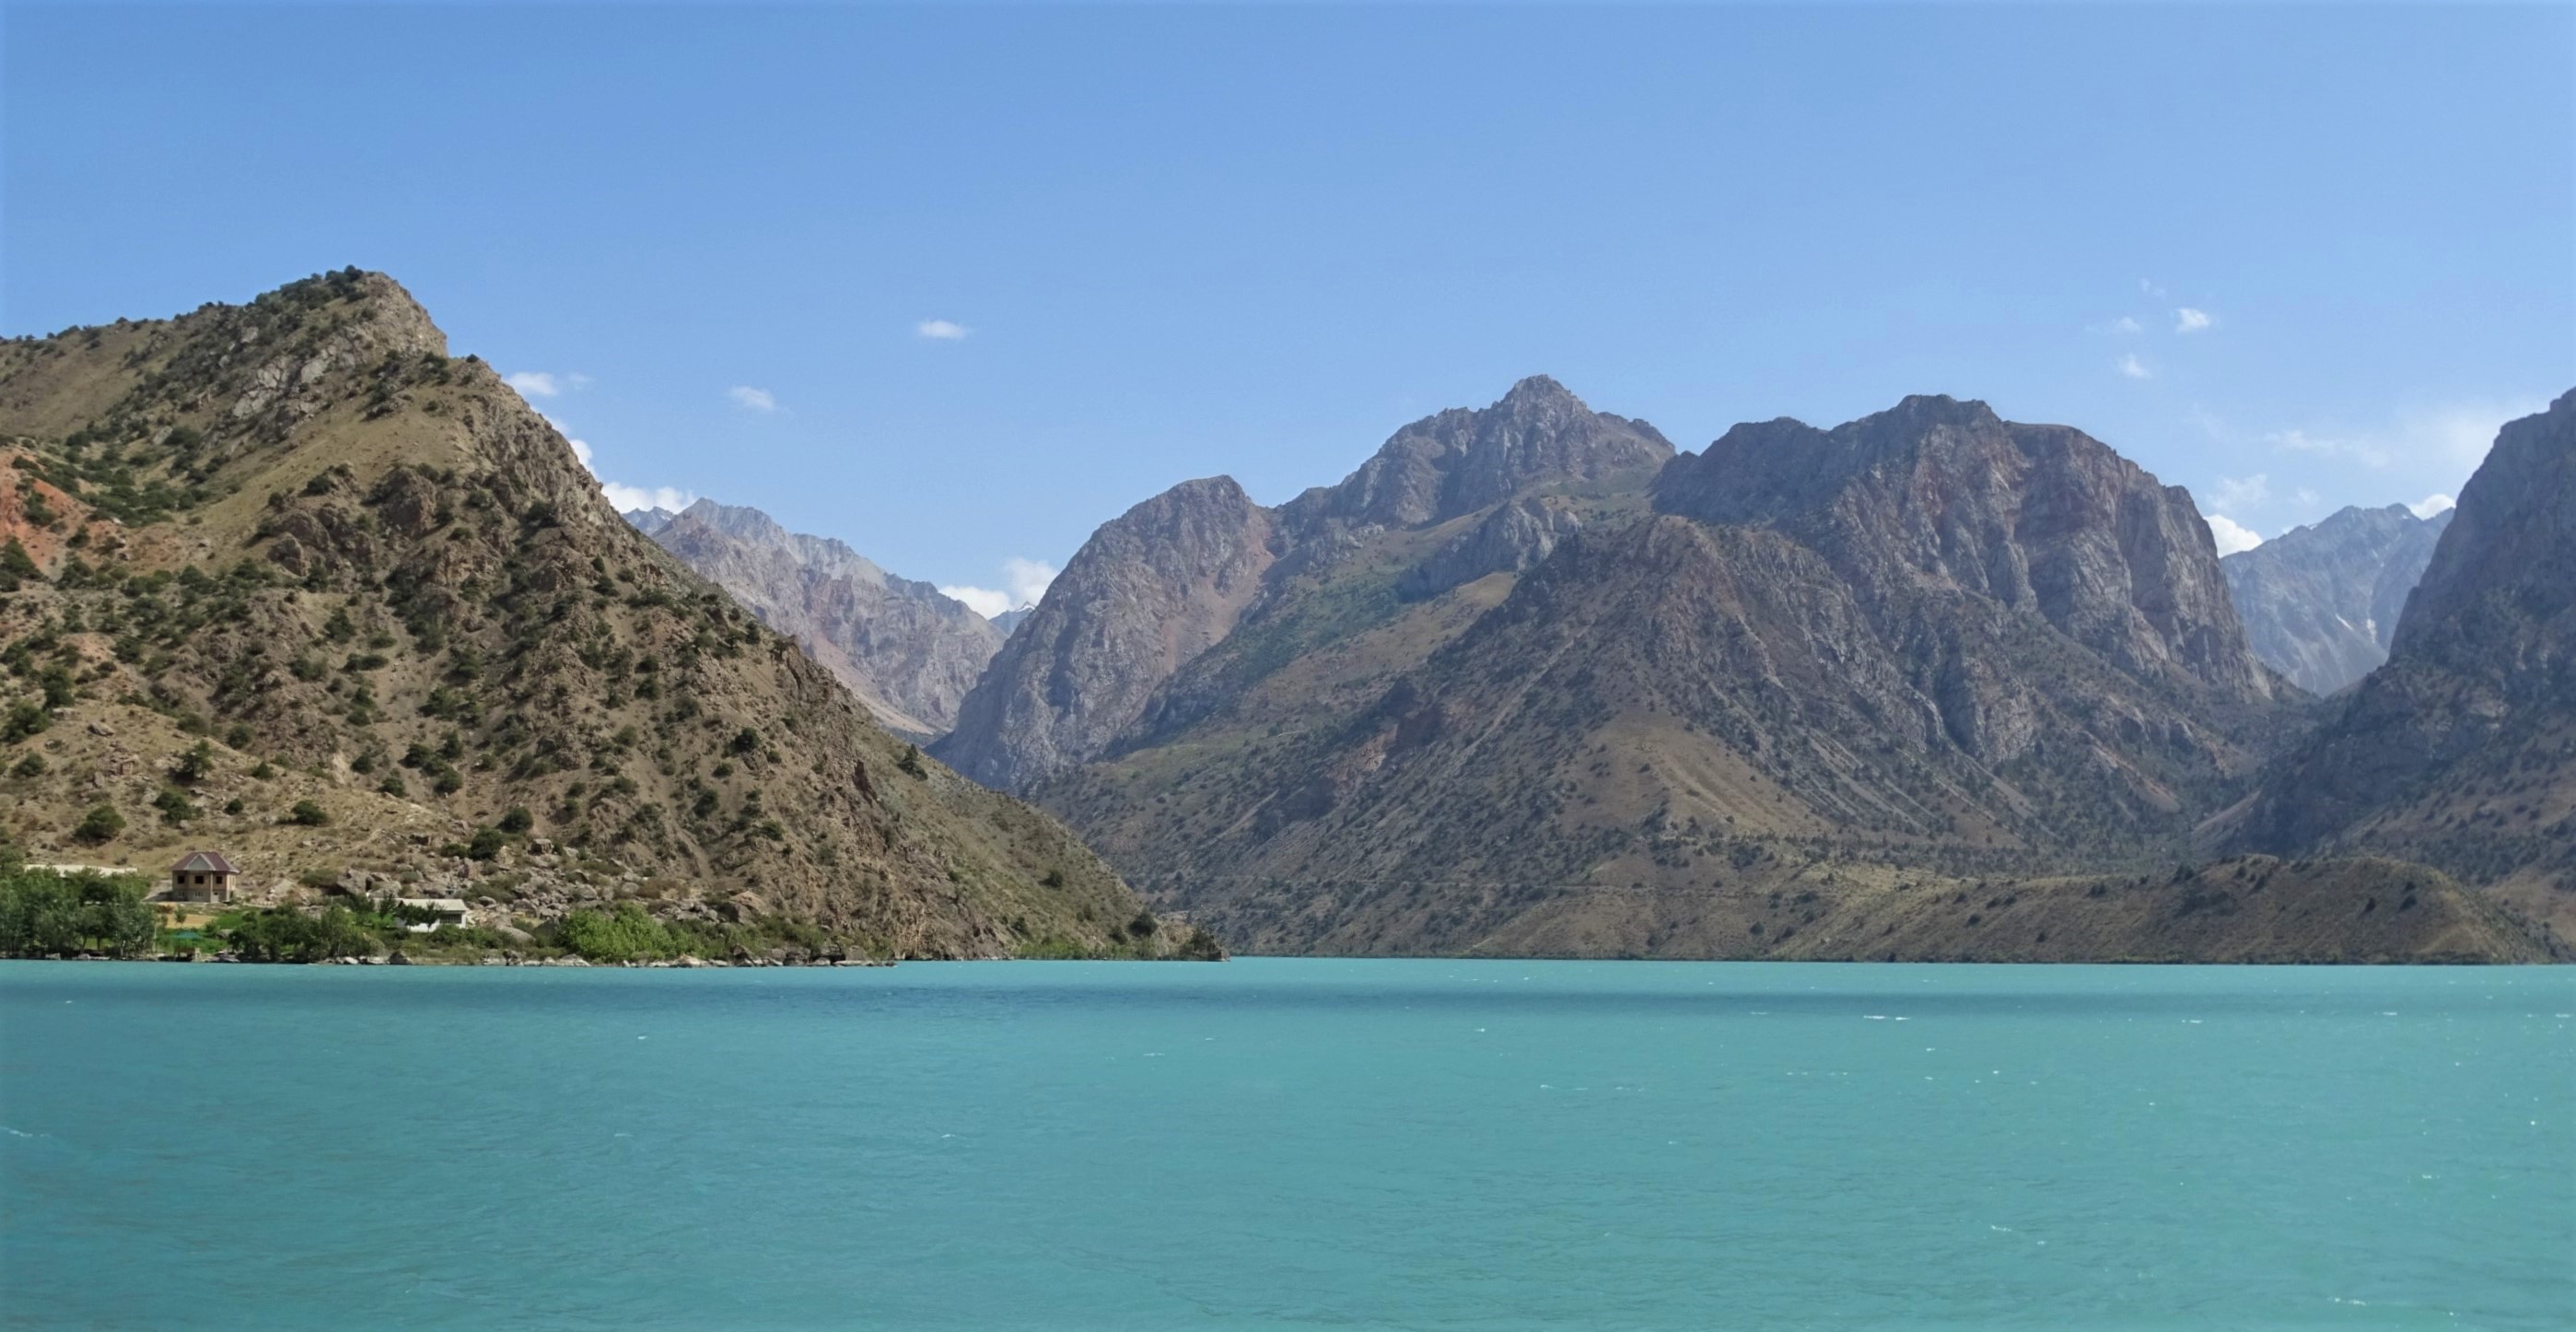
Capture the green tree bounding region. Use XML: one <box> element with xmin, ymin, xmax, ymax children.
<box><xmin>152</xmin><ymin>787</ymin><xmax>199</xmax><ymax>825</ymax></box>
<box><xmin>558</xmin><ymin>904</ymin><xmax>677</xmax><ymax>963</ymax></box>
<box><xmin>0</xmin><ymin>537</ymin><xmax>36</xmax><ymax>590</ymax></box>
<box><xmin>171</xmin><ymin>739</ymin><xmax>216</xmax><ymax>785</ymax></box>
<box><xmin>73</xmin><ymin>803</ymin><xmax>124</xmax><ymax>844</ymax></box>
<box><xmin>0</xmin><ymin>870</ymin><xmax>152</xmax><ymax>957</ymax></box>
<box><xmin>1</xmin><ymin>701</ymin><xmax>47</xmax><ymax>744</ymax></box>
<box><xmin>286</xmin><ymin>800</ymin><xmax>329</xmax><ymax>826</ymax></box>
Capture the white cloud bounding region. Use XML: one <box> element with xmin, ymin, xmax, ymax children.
<box><xmin>2209</xmin><ymin>473</ymin><xmax>2270</xmax><ymax>511</ymax></box>
<box><xmin>559</xmin><ymin>426</ymin><xmax>693</xmax><ymax>515</ymax></box>
<box><xmin>601</xmin><ymin>481</ymin><xmax>696</xmax><ymax>513</ymax></box>
<box><xmin>728</xmin><ymin>385</ymin><xmax>779</xmax><ymax>414</ymax></box>
<box><xmin>2293</xmin><ymin>487</ymin><xmax>2321</xmax><ymax>508</ymax></box>
<box><xmin>2409</xmin><ymin>494</ymin><xmax>2455</xmax><ymax>519</ymax></box>
<box><xmin>2116</xmin><ymin>354</ymin><xmax>2152</xmax><ymax>380</ymax></box>
<box><xmin>2174</xmin><ymin>308</ymin><xmax>2213</xmax><ymax>333</ymax></box>
<box><xmin>2205</xmin><ymin>514</ymin><xmax>2263</xmax><ymax>555</ymax></box>
<box><xmin>940</xmin><ymin>585</ymin><xmax>1010</xmax><ymax>617</ymax></box>
<box><xmin>2088</xmin><ymin>315</ymin><xmax>2143</xmax><ymax>335</ymax></box>
<box><xmin>916</xmin><ymin>319</ymin><xmax>971</xmax><ymax>341</ymax></box>
<box><xmin>2139</xmin><ymin>277</ymin><xmax>2168</xmax><ymax>298</ymax></box>
<box><xmin>507</xmin><ymin>371</ymin><xmax>563</xmax><ymax>398</ymax></box>
<box><xmin>939</xmin><ymin>557</ymin><xmax>1058</xmax><ymax>619</ymax></box>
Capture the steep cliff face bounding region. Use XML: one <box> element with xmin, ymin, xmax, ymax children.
<box><xmin>933</xmin><ymin>477</ymin><xmax>1279</xmax><ymax>791</ymax></box>
<box><xmin>0</xmin><ymin>270</ymin><xmax>1170</xmax><ymax>959</ymax></box>
<box><xmin>2220</xmin><ymin>504</ymin><xmax>2452</xmax><ymax>695</ymax></box>
<box><xmin>2217</xmin><ymin>391</ymin><xmax>2576</xmax><ymax>923</ymax></box>
<box><xmin>636</xmin><ymin>499</ymin><xmax>1002</xmax><ymax>738</ymax></box>
<box><xmin>1654</xmin><ymin>395</ymin><xmax>2275</xmax><ymax>705</ymax></box>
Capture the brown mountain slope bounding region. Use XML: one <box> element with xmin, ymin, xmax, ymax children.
<box><xmin>0</xmin><ymin>269</ymin><xmax>1191</xmax><ymax>959</ymax></box>
<box><xmin>632</xmin><ymin>498</ymin><xmax>1002</xmax><ymax>739</ymax></box>
<box><xmin>1463</xmin><ymin>856</ymin><xmax>2565</xmax><ymax>964</ymax></box>
<box><xmin>1034</xmin><ymin>394</ymin><xmax>2311</xmax><ymax>956</ymax></box>
<box><xmin>2213</xmin><ymin>389</ymin><xmax>2576</xmax><ymax>940</ymax></box>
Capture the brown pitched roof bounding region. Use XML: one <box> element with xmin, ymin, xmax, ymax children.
<box><xmin>170</xmin><ymin>851</ymin><xmax>239</xmax><ymax>875</ymax></box>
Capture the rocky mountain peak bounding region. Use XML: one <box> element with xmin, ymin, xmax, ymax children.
<box><xmin>1289</xmin><ymin>377</ymin><xmax>1673</xmax><ymax>532</ymax></box>
<box><xmin>933</xmin><ymin>474</ymin><xmax>1279</xmax><ymax>791</ymax></box>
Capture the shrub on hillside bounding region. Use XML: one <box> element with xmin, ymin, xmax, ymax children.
<box><xmin>73</xmin><ymin>803</ymin><xmax>124</xmax><ymax>844</ymax></box>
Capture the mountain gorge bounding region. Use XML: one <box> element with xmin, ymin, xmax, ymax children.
<box><xmin>0</xmin><ymin>271</ymin><xmax>1194</xmax><ymax>959</ymax></box>
<box><xmin>2214</xmin><ymin>391</ymin><xmax>2576</xmax><ymax>938</ymax></box>
<box><xmin>2220</xmin><ymin>503</ymin><xmax>2453</xmax><ymax>695</ymax></box>
<box><xmin>628</xmin><ymin>499</ymin><xmax>1003</xmax><ymax>738</ymax></box>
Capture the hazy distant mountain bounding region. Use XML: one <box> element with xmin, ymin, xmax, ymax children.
<box><xmin>634</xmin><ymin>500</ymin><xmax>1003</xmax><ymax>738</ymax></box>
<box><xmin>987</xmin><ymin>605</ymin><xmax>1034</xmax><ymax>637</ymax></box>
<box><xmin>2216</xmin><ymin>390</ymin><xmax>2576</xmax><ymax>941</ymax></box>
<box><xmin>2220</xmin><ymin>504</ymin><xmax>2452</xmax><ymax>694</ymax></box>
<box><xmin>623</xmin><ymin>506</ymin><xmax>682</xmax><ymax>538</ymax></box>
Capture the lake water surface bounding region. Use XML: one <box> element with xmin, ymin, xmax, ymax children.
<box><xmin>3</xmin><ymin>960</ymin><xmax>2570</xmax><ymax>1328</ymax></box>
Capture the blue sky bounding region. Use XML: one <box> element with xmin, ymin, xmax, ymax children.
<box><xmin>6</xmin><ymin>4</ymin><xmax>2571</xmax><ymax>607</ymax></box>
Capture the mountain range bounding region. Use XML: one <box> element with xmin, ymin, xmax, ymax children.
<box><xmin>918</xmin><ymin>376</ymin><xmax>2567</xmax><ymax>959</ymax></box>
<box><xmin>8</xmin><ymin>272</ymin><xmax>2564</xmax><ymax>964</ymax></box>
<box><xmin>0</xmin><ymin>271</ymin><xmax>1203</xmax><ymax>960</ymax></box>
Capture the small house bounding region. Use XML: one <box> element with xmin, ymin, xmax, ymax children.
<box><xmin>396</xmin><ymin>897</ymin><xmax>472</xmax><ymax>932</ymax></box>
<box><xmin>169</xmin><ymin>851</ymin><xmax>240</xmax><ymax>904</ymax></box>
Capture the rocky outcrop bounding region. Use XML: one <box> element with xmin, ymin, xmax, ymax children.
<box><xmin>2218</xmin><ymin>390</ymin><xmax>2576</xmax><ymax>906</ymax></box>
<box><xmin>1397</xmin><ymin>496</ymin><xmax>1582</xmax><ymax>601</ymax></box>
<box><xmin>934</xmin><ymin>477</ymin><xmax>1279</xmax><ymax>791</ymax></box>
<box><xmin>636</xmin><ymin>499</ymin><xmax>1002</xmax><ymax>737</ymax></box>
<box><xmin>2220</xmin><ymin>505</ymin><xmax>2451</xmax><ymax>695</ymax></box>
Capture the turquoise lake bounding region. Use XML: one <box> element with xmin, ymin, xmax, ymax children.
<box><xmin>3</xmin><ymin>960</ymin><xmax>2570</xmax><ymax>1328</ymax></box>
